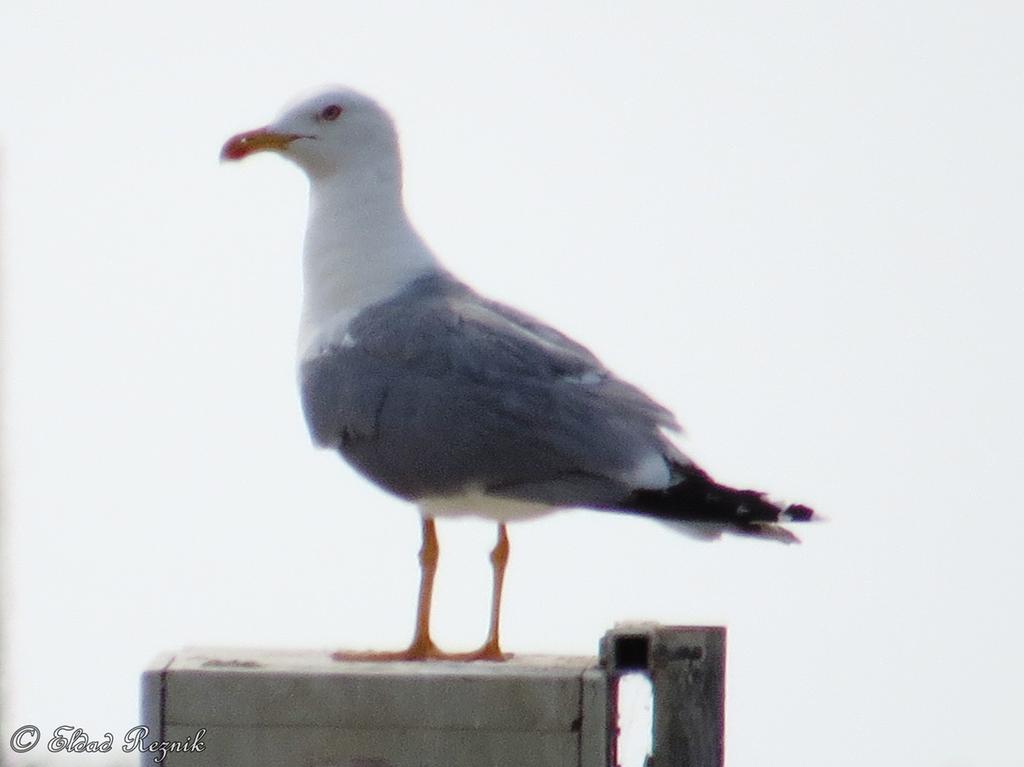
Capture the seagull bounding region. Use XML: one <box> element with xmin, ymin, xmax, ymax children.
<box><xmin>221</xmin><ymin>87</ymin><xmax>814</xmax><ymax>662</ymax></box>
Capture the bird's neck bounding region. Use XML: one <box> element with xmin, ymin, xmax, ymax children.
<box><xmin>299</xmin><ymin>165</ymin><xmax>439</xmax><ymax>358</ymax></box>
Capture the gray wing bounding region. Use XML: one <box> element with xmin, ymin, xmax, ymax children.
<box><xmin>300</xmin><ymin>274</ymin><xmax>684</xmax><ymax>507</ymax></box>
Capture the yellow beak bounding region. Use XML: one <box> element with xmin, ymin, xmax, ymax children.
<box><xmin>220</xmin><ymin>126</ymin><xmax>306</xmax><ymax>161</ymax></box>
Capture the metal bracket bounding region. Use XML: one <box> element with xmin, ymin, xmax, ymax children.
<box><xmin>600</xmin><ymin>624</ymin><xmax>726</xmax><ymax>767</ymax></box>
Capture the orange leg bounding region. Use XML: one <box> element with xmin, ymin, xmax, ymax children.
<box><xmin>406</xmin><ymin>516</ymin><xmax>442</xmax><ymax>657</ymax></box>
<box><xmin>469</xmin><ymin>522</ymin><xmax>511</xmax><ymax>660</ymax></box>
<box><xmin>332</xmin><ymin>519</ymin><xmax>511</xmax><ymax>662</ymax></box>
<box><xmin>333</xmin><ymin>518</ymin><xmax>442</xmax><ymax>661</ymax></box>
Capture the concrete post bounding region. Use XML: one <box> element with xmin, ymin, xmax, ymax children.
<box><xmin>140</xmin><ymin>648</ymin><xmax>609</xmax><ymax>767</ymax></box>
<box><xmin>140</xmin><ymin>626</ymin><xmax>725</xmax><ymax>767</ymax></box>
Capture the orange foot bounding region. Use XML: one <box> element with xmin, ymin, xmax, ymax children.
<box><xmin>331</xmin><ymin>637</ymin><xmax>511</xmax><ymax>663</ymax></box>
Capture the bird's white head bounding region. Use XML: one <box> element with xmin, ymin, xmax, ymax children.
<box><xmin>221</xmin><ymin>87</ymin><xmax>399</xmax><ymax>179</ymax></box>
<box><xmin>223</xmin><ymin>87</ymin><xmax>439</xmax><ymax>353</ymax></box>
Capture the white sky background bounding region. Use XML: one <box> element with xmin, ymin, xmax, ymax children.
<box><xmin>2</xmin><ymin>2</ymin><xmax>1023</xmax><ymax>765</ymax></box>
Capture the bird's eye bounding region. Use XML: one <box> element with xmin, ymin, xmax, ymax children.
<box><xmin>320</xmin><ymin>104</ymin><xmax>343</xmax><ymax>121</ymax></box>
